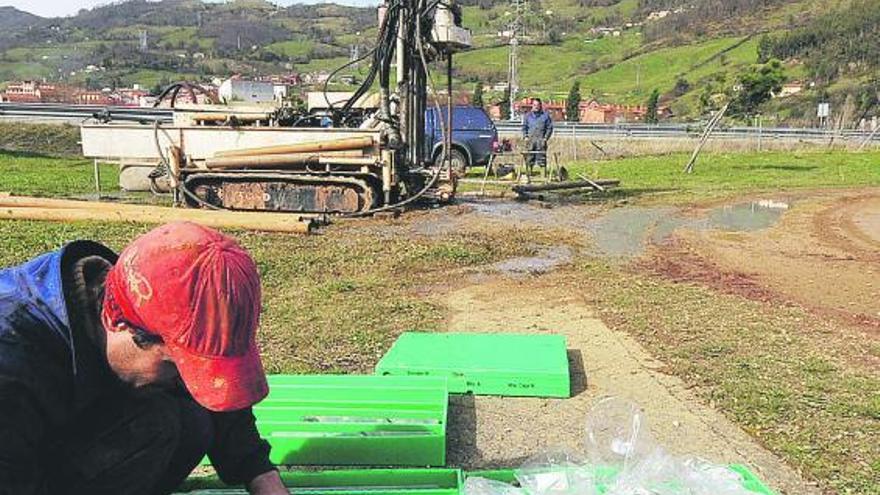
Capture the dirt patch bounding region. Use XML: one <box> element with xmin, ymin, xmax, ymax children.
<box><xmin>438</xmin><ymin>277</ymin><xmax>821</xmax><ymax>495</ymax></box>
<box><xmin>639</xmin><ymin>239</ymin><xmax>782</xmax><ymax>304</ymax></box>
<box><xmin>655</xmin><ymin>189</ymin><xmax>880</xmax><ymax>333</ymax></box>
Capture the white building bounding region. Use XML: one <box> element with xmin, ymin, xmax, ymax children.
<box><xmin>273</xmin><ymin>84</ymin><xmax>288</xmax><ymax>101</ymax></box>
<box><xmin>218</xmin><ymin>78</ymin><xmax>275</xmax><ymax>104</ymax></box>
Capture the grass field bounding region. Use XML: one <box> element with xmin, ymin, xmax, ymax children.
<box><xmin>574</xmin><ymin>150</ymin><xmax>880</xmax><ymax>198</ymax></box>
<box><xmin>466</xmin><ymin>149</ymin><xmax>880</xmax><ymax>201</ymax></box>
<box><xmin>0</xmin><ymin>151</ymin><xmax>117</xmax><ymax>196</ymax></box>
<box><xmin>0</xmin><ymin>122</ymin><xmax>82</xmax><ymax>157</ymax></box>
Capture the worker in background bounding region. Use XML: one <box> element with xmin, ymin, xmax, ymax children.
<box><xmin>0</xmin><ymin>222</ymin><xmax>288</xmax><ymax>495</ymax></box>
<box><xmin>521</xmin><ymin>97</ymin><xmax>554</xmax><ymax>174</ymax></box>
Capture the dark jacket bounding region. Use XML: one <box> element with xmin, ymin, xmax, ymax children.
<box><xmin>0</xmin><ymin>241</ymin><xmax>273</xmax><ymax>493</ymax></box>
<box><xmin>521</xmin><ymin>110</ymin><xmax>554</xmax><ymax>141</ymax></box>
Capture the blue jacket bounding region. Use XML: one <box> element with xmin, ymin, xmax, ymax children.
<box><xmin>0</xmin><ymin>241</ymin><xmax>119</xmax><ymax>493</ymax></box>
<box><xmin>0</xmin><ymin>242</ymin><xmax>271</xmax><ymax>492</ymax></box>
<box><xmin>521</xmin><ymin>110</ymin><xmax>554</xmax><ymax>141</ymax></box>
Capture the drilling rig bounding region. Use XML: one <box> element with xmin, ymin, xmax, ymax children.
<box><xmin>80</xmin><ymin>0</ymin><xmax>472</xmax><ymax>216</ymax></box>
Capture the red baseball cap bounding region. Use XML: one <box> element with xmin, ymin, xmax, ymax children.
<box><xmin>102</xmin><ymin>221</ymin><xmax>268</xmax><ymax>411</ymax></box>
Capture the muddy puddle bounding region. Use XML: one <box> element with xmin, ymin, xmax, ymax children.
<box><xmin>491</xmin><ymin>245</ymin><xmax>573</xmax><ymax>276</ymax></box>
<box><xmin>365</xmin><ymin>197</ymin><xmax>791</xmax><ymax>264</ymax></box>
<box><xmin>706</xmin><ymin>200</ymin><xmax>789</xmax><ymax>232</ymax></box>
<box><xmin>586</xmin><ymin>199</ymin><xmax>791</xmax><ymax>259</ymax></box>
<box><xmin>467</xmin><ymin>199</ymin><xmax>791</xmax><ymax>266</ymax></box>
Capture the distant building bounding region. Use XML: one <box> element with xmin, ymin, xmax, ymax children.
<box><xmin>302</xmin><ymin>71</ymin><xmax>331</xmax><ymax>85</ymax></box>
<box><xmin>2</xmin><ymin>80</ymin><xmax>43</xmax><ymax>103</ymax></box>
<box><xmin>647</xmin><ymin>10</ymin><xmax>671</xmax><ymax>21</ymax></box>
<box><xmin>579</xmin><ymin>100</ymin><xmax>617</xmax><ymax>124</ymax></box>
<box><xmin>273</xmin><ymin>84</ymin><xmax>288</xmax><ymax>101</ymax></box>
<box><xmin>218</xmin><ymin>78</ymin><xmax>275</xmax><ymax>104</ymax></box>
<box><xmin>515</xmin><ymin>98</ymin><xmax>566</xmax><ymax>121</ymax></box>
<box><xmin>116</xmin><ymin>86</ymin><xmax>151</xmax><ymax>106</ymax></box>
<box><xmin>1</xmin><ymin>80</ymin><xmax>76</xmax><ymax>103</ymax></box>
<box><xmin>578</xmin><ymin>99</ymin><xmax>671</xmax><ymax>124</ymax></box>
<box><xmin>774</xmin><ymin>82</ymin><xmax>804</xmax><ymax>98</ymax></box>
<box><xmin>76</xmin><ymin>90</ymin><xmax>114</xmax><ymax>105</ymax></box>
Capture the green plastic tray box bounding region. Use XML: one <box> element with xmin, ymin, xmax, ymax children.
<box><xmin>178</xmin><ymin>468</ymin><xmax>463</xmax><ymax>494</ymax></box>
<box><xmin>255</xmin><ymin>375</ymin><xmax>449</xmax><ymax>466</ymax></box>
<box><xmin>376</xmin><ymin>332</ymin><xmax>570</xmax><ymax>398</ymax></box>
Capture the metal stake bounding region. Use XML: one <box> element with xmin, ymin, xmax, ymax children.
<box><xmin>446</xmin><ymin>51</ymin><xmax>453</xmax><ymax>177</ymax></box>
<box><xmin>93</xmin><ymin>158</ymin><xmax>102</xmax><ymax>197</ymax></box>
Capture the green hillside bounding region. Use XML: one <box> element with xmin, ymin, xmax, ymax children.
<box><xmin>0</xmin><ymin>0</ymin><xmax>877</xmax><ymax>123</ymax></box>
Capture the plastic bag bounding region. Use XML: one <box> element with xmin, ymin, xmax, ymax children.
<box><xmin>515</xmin><ymin>449</ymin><xmax>597</xmax><ymax>495</ymax></box>
<box><xmin>584</xmin><ymin>397</ymin><xmax>653</xmax><ymax>468</ymax></box>
<box><xmin>464</xmin><ymin>477</ymin><xmax>527</xmax><ymax>495</ymax></box>
<box><xmin>477</xmin><ymin>397</ymin><xmax>755</xmax><ymax>495</ymax></box>
<box><xmin>677</xmin><ymin>457</ymin><xmax>754</xmax><ymax>495</ymax></box>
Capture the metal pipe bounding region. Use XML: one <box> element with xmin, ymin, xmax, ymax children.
<box><xmin>213</xmin><ymin>137</ymin><xmax>375</xmax><ymax>158</ymax></box>
<box><xmin>205</xmin><ymin>152</ymin><xmax>373</xmax><ymax>169</ymax></box>
<box><xmin>446</xmin><ymin>51</ymin><xmax>453</xmax><ymax>175</ymax></box>
<box><xmin>512</xmin><ymin>179</ymin><xmax>620</xmax><ymax>194</ymax></box>
<box><xmin>0</xmin><ymin>206</ymin><xmax>314</xmax><ymax>234</ymax></box>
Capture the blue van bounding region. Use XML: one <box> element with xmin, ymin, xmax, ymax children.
<box><xmin>425</xmin><ymin>106</ymin><xmax>498</xmax><ymax>174</ymax></box>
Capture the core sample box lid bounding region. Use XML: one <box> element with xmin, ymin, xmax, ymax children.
<box><xmin>375</xmin><ymin>332</ymin><xmax>571</xmax><ymax>398</ymax></box>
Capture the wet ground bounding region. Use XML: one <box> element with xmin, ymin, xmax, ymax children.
<box><xmin>422</xmin><ymin>197</ymin><xmax>792</xmax><ymax>262</ymax></box>
<box><xmin>372</xmin><ymin>187</ymin><xmax>879</xmax><ymax>337</ymax></box>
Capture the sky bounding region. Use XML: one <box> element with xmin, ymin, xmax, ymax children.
<box><xmin>2</xmin><ymin>0</ymin><xmax>380</xmax><ymax>18</ymax></box>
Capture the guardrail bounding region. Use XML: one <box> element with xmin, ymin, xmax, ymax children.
<box><xmin>2</xmin><ymin>103</ymin><xmax>877</xmax><ymax>144</ymax></box>
<box><xmin>495</xmin><ymin>121</ymin><xmax>880</xmax><ymax>143</ymax></box>
<box><xmin>0</xmin><ymin>103</ymin><xmax>173</xmax><ymax>123</ymax></box>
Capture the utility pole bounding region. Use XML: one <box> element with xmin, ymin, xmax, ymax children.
<box><xmin>635</xmin><ymin>63</ymin><xmax>641</xmax><ymax>93</ymax></box>
<box><xmin>507</xmin><ymin>0</ymin><xmax>526</xmax><ymax>120</ymax></box>
<box><xmin>508</xmin><ymin>37</ymin><xmax>518</xmax><ymax>120</ymax></box>
<box><xmin>139</xmin><ymin>30</ymin><xmax>148</xmax><ymax>52</ymax></box>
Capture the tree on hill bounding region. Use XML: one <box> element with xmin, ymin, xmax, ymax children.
<box><xmin>566</xmin><ymin>81</ymin><xmax>581</xmax><ymax>122</ymax></box>
<box><xmin>472</xmin><ymin>80</ymin><xmax>484</xmax><ymax>108</ymax></box>
<box><xmin>731</xmin><ymin>59</ymin><xmax>786</xmax><ymax>117</ymax></box>
<box><xmin>673</xmin><ymin>77</ymin><xmax>691</xmax><ymax>97</ymax></box>
<box><xmin>646</xmin><ymin>88</ymin><xmax>660</xmax><ymax>124</ymax></box>
<box><xmin>758</xmin><ymin>1</ymin><xmax>880</xmax><ymax>83</ymax></box>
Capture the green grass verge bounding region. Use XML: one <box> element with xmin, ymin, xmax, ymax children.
<box><xmin>0</xmin><ymin>122</ymin><xmax>82</xmax><ymax>157</ymax></box>
<box><xmin>466</xmin><ymin>150</ymin><xmax>880</xmax><ymax>201</ymax></box>
<box><xmin>0</xmin><ymin>151</ymin><xmax>118</xmax><ymax>197</ymax></box>
<box><xmin>569</xmin><ymin>150</ymin><xmax>880</xmax><ymax>200</ymax></box>
<box><xmin>572</xmin><ymin>263</ymin><xmax>879</xmax><ymax>494</ymax></box>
